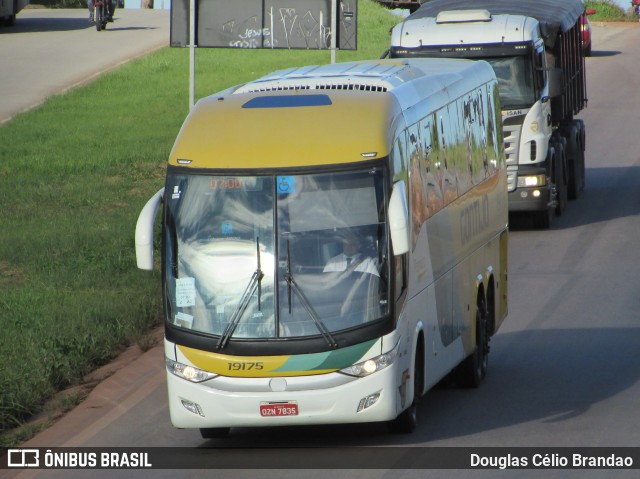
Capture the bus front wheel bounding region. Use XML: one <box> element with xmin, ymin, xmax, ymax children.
<box><xmin>456</xmin><ymin>305</ymin><xmax>488</xmax><ymax>388</ymax></box>
<box><xmin>388</xmin><ymin>341</ymin><xmax>423</xmax><ymax>434</ymax></box>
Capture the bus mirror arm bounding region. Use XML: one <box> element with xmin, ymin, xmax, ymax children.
<box><xmin>389</xmin><ymin>181</ymin><xmax>409</xmax><ymax>256</ymax></box>
<box><xmin>135</xmin><ymin>188</ymin><xmax>165</xmax><ymax>270</ymax></box>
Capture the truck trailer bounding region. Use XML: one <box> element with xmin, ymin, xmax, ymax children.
<box><xmin>388</xmin><ymin>0</ymin><xmax>588</xmax><ymax>228</ymax></box>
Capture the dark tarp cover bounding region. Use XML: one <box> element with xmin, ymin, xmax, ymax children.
<box><xmin>409</xmin><ymin>0</ymin><xmax>585</xmax><ymax>46</ymax></box>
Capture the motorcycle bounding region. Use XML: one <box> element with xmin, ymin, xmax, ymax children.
<box><xmin>93</xmin><ymin>0</ymin><xmax>112</xmax><ymax>31</ymax></box>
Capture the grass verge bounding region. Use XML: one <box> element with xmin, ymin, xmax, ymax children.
<box><xmin>586</xmin><ymin>1</ymin><xmax>639</xmax><ymax>22</ymax></box>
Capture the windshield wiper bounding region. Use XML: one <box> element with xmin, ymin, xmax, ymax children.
<box><xmin>284</xmin><ymin>239</ymin><xmax>337</xmax><ymax>348</ymax></box>
<box><xmin>217</xmin><ymin>237</ymin><xmax>264</xmax><ymax>349</ymax></box>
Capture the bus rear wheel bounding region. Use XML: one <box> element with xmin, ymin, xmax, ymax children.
<box><xmin>456</xmin><ymin>305</ymin><xmax>488</xmax><ymax>388</ymax></box>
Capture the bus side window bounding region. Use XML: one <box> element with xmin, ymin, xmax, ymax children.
<box><xmin>445</xmin><ymin>102</ymin><xmax>470</xmax><ymax>197</ymax></box>
<box><xmin>408</xmin><ymin>123</ymin><xmax>427</xmax><ymax>246</ymax></box>
<box><xmin>488</xmin><ymin>82</ymin><xmax>503</xmax><ymax>168</ymax></box>
<box><xmin>420</xmin><ymin>116</ymin><xmax>443</xmax><ymax>214</ymax></box>
<box><xmin>472</xmin><ymin>90</ymin><xmax>489</xmax><ymax>183</ymax></box>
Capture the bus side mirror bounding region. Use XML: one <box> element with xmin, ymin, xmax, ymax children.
<box><xmin>135</xmin><ymin>188</ymin><xmax>164</xmax><ymax>270</ymax></box>
<box><xmin>389</xmin><ymin>181</ymin><xmax>409</xmax><ymax>256</ymax></box>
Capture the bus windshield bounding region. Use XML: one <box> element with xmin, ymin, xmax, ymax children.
<box><xmin>164</xmin><ymin>167</ymin><xmax>390</xmax><ymax>344</ymax></box>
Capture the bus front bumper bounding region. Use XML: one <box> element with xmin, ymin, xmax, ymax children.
<box><xmin>166</xmin><ymin>364</ymin><xmax>404</xmax><ymax>429</ymax></box>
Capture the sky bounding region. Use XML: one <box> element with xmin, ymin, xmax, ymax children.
<box><xmin>609</xmin><ymin>0</ymin><xmax>634</xmax><ymax>10</ymax></box>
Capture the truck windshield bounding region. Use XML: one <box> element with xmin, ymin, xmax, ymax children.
<box><xmin>484</xmin><ymin>56</ymin><xmax>537</xmax><ymax>109</ymax></box>
<box><xmin>163</xmin><ymin>167</ymin><xmax>390</xmax><ymax>342</ymax></box>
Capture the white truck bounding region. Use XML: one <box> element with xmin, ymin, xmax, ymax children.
<box><xmin>1</xmin><ymin>0</ymin><xmax>28</xmax><ymax>26</ymax></box>
<box><xmin>387</xmin><ymin>0</ymin><xmax>588</xmax><ymax>227</ymax></box>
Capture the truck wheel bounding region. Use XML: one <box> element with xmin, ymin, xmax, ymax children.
<box><xmin>532</xmin><ymin>147</ymin><xmax>556</xmax><ymax>229</ymax></box>
<box><xmin>578</xmin><ymin>147</ymin><xmax>586</xmax><ymax>193</ymax></box>
<box><xmin>552</xmin><ymin>141</ymin><xmax>568</xmax><ymax>217</ymax></box>
<box><xmin>577</xmin><ymin>120</ymin><xmax>586</xmax><ymax>194</ymax></box>
<box><xmin>564</xmin><ymin>125</ymin><xmax>581</xmax><ymax>200</ymax></box>
<box><xmin>9</xmin><ymin>0</ymin><xmax>17</xmax><ymax>26</ymax></box>
<box><xmin>1</xmin><ymin>0</ymin><xmax>17</xmax><ymax>26</ymax></box>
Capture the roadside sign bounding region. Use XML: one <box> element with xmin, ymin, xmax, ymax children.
<box><xmin>171</xmin><ymin>0</ymin><xmax>357</xmax><ymax>50</ymax></box>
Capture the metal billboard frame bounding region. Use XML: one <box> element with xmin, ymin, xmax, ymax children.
<box><xmin>170</xmin><ymin>0</ymin><xmax>358</xmax><ymax>108</ymax></box>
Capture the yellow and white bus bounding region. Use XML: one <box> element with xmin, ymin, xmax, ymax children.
<box><xmin>135</xmin><ymin>58</ymin><xmax>508</xmax><ymax>437</ymax></box>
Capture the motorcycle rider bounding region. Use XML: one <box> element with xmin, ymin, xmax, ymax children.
<box><xmin>88</xmin><ymin>0</ymin><xmax>116</xmax><ymax>23</ymax></box>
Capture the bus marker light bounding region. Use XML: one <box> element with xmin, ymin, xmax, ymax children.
<box><xmin>180</xmin><ymin>398</ymin><xmax>205</xmax><ymax>417</ymax></box>
<box><xmin>357</xmin><ymin>391</ymin><xmax>381</xmax><ymax>412</ymax></box>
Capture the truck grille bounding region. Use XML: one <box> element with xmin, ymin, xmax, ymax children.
<box><xmin>503</xmin><ymin>124</ymin><xmax>522</xmax><ymax>192</ymax></box>
<box><xmin>506</xmin><ymin>167</ymin><xmax>518</xmax><ymax>192</ymax></box>
<box><xmin>503</xmin><ymin>123</ymin><xmax>521</xmax><ymax>168</ymax></box>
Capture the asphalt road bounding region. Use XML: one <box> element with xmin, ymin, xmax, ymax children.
<box><xmin>0</xmin><ymin>7</ymin><xmax>170</xmax><ymax>124</ymax></box>
<box><xmin>3</xmin><ymin>21</ymin><xmax>640</xmax><ymax>479</ymax></box>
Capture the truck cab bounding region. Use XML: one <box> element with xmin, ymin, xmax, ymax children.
<box><xmin>391</xmin><ymin>10</ymin><xmax>554</xmax><ymax>215</ymax></box>
<box><xmin>389</xmin><ymin>1</ymin><xmax>588</xmax><ymax>228</ymax></box>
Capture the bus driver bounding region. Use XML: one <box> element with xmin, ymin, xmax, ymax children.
<box><xmin>323</xmin><ymin>232</ymin><xmax>379</xmax><ymax>276</ymax></box>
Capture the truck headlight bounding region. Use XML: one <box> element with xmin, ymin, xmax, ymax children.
<box><xmin>517</xmin><ymin>174</ymin><xmax>546</xmax><ymax>188</ymax></box>
<box><xmin>166</xmin><ymin>357</ymin><xmax>217</xmax><ymax>383</ymax></box>
<box><xmin>339</xmin><ymin>341</ymin><xmax>399</xmax><ymax>378</ymax></box>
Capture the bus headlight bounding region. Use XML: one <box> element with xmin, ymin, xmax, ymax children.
<box><xmin>339</xmin><ymin>342</ymin><xmax>399</xmax><ymax>378</ymax></box>
<box><xmin>166</xmin><ymin>357</ymin><xmax>217</xmax><ymax>383</ymax></box>
<box><xmin>517</xmin><ymin>174</ymin><xmax>546</xmax><ymax>188</ymax></box>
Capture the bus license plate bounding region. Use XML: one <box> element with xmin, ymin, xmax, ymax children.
<box><xmin>260</xmin><ymin>401</ymin><xmax>298</xmax><ymax>417</ymax></box>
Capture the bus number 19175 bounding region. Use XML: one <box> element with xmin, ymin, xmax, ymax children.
<box><xmin>227</xmin><ymin>361</ymin><xmax>264</xmax><ymax>371</ymax></box>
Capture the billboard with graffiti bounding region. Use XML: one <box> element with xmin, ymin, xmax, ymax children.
<box><xmin>171</xmin><ymin>0</ymin><xmax>357</xmax><ymax>50</ymax></box>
